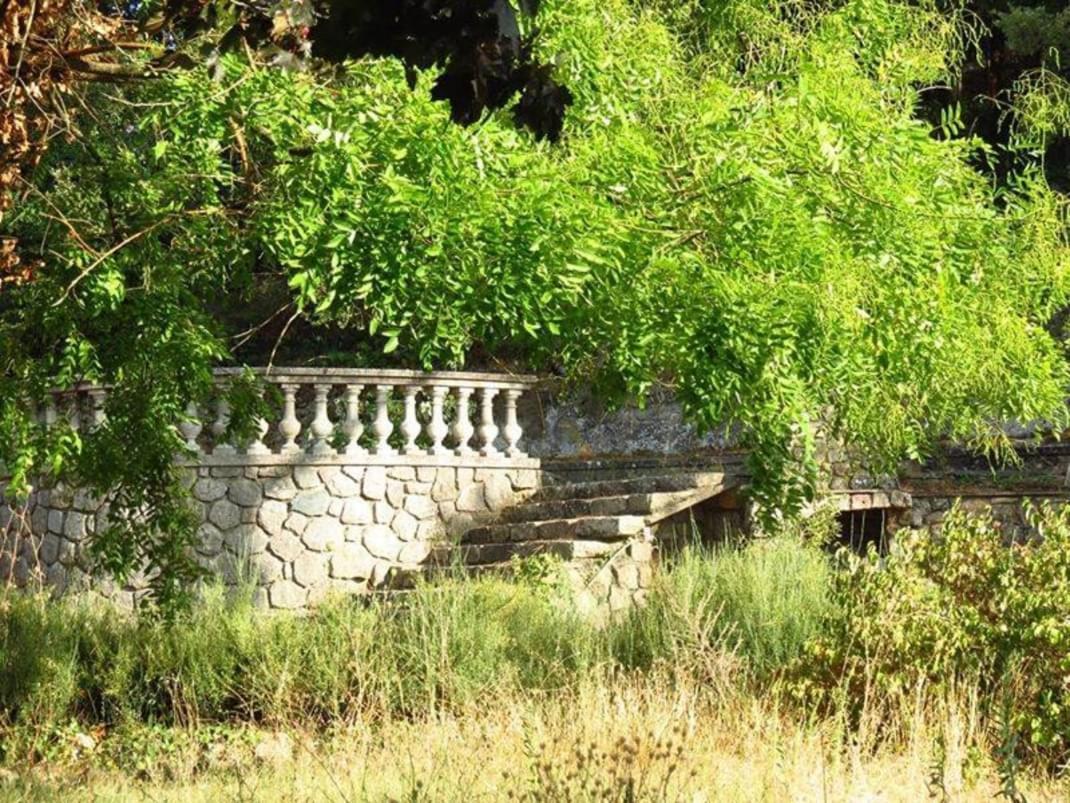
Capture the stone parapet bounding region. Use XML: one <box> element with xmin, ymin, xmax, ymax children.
<box><xmin>1</xmin><ymin>368</ymin><xmax>541</xmax><ymax>609</ymax></box>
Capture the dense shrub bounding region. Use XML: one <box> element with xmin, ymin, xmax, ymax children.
<box><xmin>793</xmin><ymin>505</ymin><xmax>1070</xmax><ymax>770</ymax></box>
<box><xmin>610</xmin><ymin>537</ymin><xmax>835</xmax><ymax>680</ymax></box>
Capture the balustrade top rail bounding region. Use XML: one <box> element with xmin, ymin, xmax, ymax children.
<box><xmin>213</xmin><ymin>367</ymin><xmax>537</xmax><ymax>391</ymax></box>
<box><xmin>28</xmin><ymin>368</ymin><xmax>541</xmax><ymax>468</ymax></box>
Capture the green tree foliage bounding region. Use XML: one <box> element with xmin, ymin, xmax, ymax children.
<box><xmin>3</xmin><ymin>0</ymin><xmax>1070</xmax><ymax>602</ymax></box>
<box><xmin>794</xmin><ymin>505</ymin><xmax>1070</xmax><ymax>770</ymax></box>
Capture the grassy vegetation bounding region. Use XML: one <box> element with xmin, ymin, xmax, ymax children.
<box><xmin>1</xmin><ymin>512</ymin><xmax>1069</xmax><ymax>800</ymax></box>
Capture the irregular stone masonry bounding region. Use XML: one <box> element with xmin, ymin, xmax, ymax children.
<box><xmin>1</xmin><ymin>462</ymin><xmax>540</xmax><ymax>609</ymax></box>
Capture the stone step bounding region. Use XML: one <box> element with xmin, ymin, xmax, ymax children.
<box><xmin>462</xmin><ymin>514</ymin><xmax>647</xmax><ymax>545</ymax></box>
<box><xmin>435</xmin><ymin>538</ymin><xmax>631</xmax><ymax>566</ymax></box>
<box><xmin>499</xmin><ymin>490</ymin><xmax>698</xmax><ymax>524</ymax></box>
<box><xmin>532</xmin><ymin>472</ymin><xmax>723</xmax><ymax>503</ymax></box>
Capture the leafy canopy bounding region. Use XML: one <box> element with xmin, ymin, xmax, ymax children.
<box><xmin>2</xmin><ymin>0</ymin><xmax>1069</xmax><ymax>604</ymax></box>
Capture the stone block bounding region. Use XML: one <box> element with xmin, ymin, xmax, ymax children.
<box><xmin>225</xmin><ymin>524</ymin><xmax>269</xmax><ymax>556</ymax></box>
<box><xmin>341</xmin><ymin>466</ymin><xmax>365</xmax><ymax>483</ymax></box>
<box><xmin>392</xmin><ymin>510</ymin><xmax>418</xmax><ymax>541</ymax></box>
<box><xmin>363</xmin><ymin>524</ymin><xmax>402</xmax><ymax>560</ymax></box>
<box><xmin>613</xmin><ymin>561</ymin><xmax>641</xmax><ymax>590</ymax></box>
<box><xmin>292</xmin><ymin>489</ymin><xmax>330</xmax><ymax>517</ymax></box>
<box><xmin>328</xmin><ymin>500</ymin><xmax>343</xmax><ymax>516</ymax></box>
<box><xmin>302</xmin><ymin>518</ymin><xmax>344</xmax><ymax>552</ymax></box>
<box><xmin>331</xmin><ymin>543</ymin><xmax>377</xmax><ymax>580</ymax></box>
<box><xmin>31</xmin><ymin>505</ymin><xmax>48</xmax><ymax>534</ymax></box>
<box><xmin>39</xmin><ymin>532</ymin><xmax>61</xmax><ymax>565</ymax></box>
<box><xmin>627</xmin><ymin>540</ymin><xmax>654</xmax><ymax>563</ymax></box>
<box><xmin>47</xmin><ymin>509</ymin><xmax>65</xmax><ymax>535</ymax></box>
<box><xmin>269</xmin><ymin>580</ymin><xmax>306</xmax><ymax>609</ymax></box>
<box><xmin>293</xmin><ymin>552</ymin><xmax>329</xmax><ymax>588</ymax></box>
<box><xmin>416</xmin><ymin>520</ymin><xmax>442</xmax><ymax>540</ymax></box>
<box><xmin>317</xmin><ymin>466</ymin><xmax>341</xmax><ymax>486</ymax></box>
<box><xmin>363</xmin><ymin>466</ymin><xmax>387</xmax><ymax>500</ymax></box>
<box><xmin>638</xmin><ymin>563</ymin><xmax>653</xmax><ymax>588</ymax></box>
<box><xmin>341</xmin><ymin>499</ymin><xmax>372</xmax><ymax>525</ymax></box>
<box><xmin>405</xmin><ymin>481</ymin><xmax>432</xmax><ymax>495</ymax></box>
<box><xmin>293</xmin><ymin>466</ymin><xmax>321</xmax><ymax>489</ymax></box>
<box><xmin>251</xmin><ymin>552</ymin><xmax>283</xmax><ymax>584</ymax></box>
<box><xmin>510</xmin><ymin>469</ymin><xmax>539</xmax><ymax>491</ymax></box>
<box><xmin>388</xmin><ymin>466</ymin><xmax>416</xmax><ymax>481</ymax></box>
<box><xmin>240</xmin><ymin>507</ymin><xmax>258</xmax><ymax>524</ymax></box>
<box><xmin>258</xmin><ymin>500</ymin><xmax>289</xmax><ymax>536</ymax></box>
<box><xmin>208</xmin><ymin>499</ymin><xmax>241</xmax><ymax>530</ymax></box>
<box><xmin>197</xmin><ymin>523</ymin><xmax>224</xmax><ymax>556</ymax></box>
<box><xmin>258</xmin><ymin>466</ymin><xmax>290</xmax><ymax>478</ymax></box>
<box><xmin>284</xmin><ymin>512</ymin><xmax>309</xmax><ymax>535</ymax></box>
<box><xmin>64</xmin><ymin>512</ymin><xmax>85</xmax><ymax>541</ymax></box>
<box><xmin>399</xmin><ymin>541</ymin><xmax>431</xmax><ymax>565</ymax></box>
<box><xmin>57</xmin><ymin>538</ymin><xmax>79</xmax><ymax>567</ymax></box>
<box><xmin>416</xmin><ymin>466</ymin><xmax>437</xmax><ymax>483</ymax></box>
<box><xmin>403</xmin><ymin>495</ymin><xmax>437</xmax><ymax>520</ymax></box>
<box><xmin>456</xmin><ymin>484</ymin><xmax>485</xmax><ymax>513</ymax></box>
<box><xmin>228</xmin><ymin>478</ymin><xmax>263</xmax><ymax>507</ymax></box>
<box><xmin>46</xmin><ymin>562</ymin><xmax>67</xmax><ymax>594</ymax></box>
<box><xmin>268</xmin><ymin>532</ymin><xmax>304</xmax><ymax>562</ymax></box>
<box><xmin>326</xmin><ymin>471</ymin><xmax>360</xmax><ymax>498</ymax></box>
<box><xmin>571</xmin><ymin>540</ymin><xmax>619</xmax><ymax>559</ymax></box>
<box><xmin>431</xmin><ymin>469</ymin><xmax>457</xmax><ymax>502</ymax></box>
<box><xmin>482</xmin><ymin>473</ymin><xmax>514</xmax><ymax>510</ymax></box>
<box><xmin>263</xmin><ymin>477</ymin><xmax>298</xmax><ymax>501</ymax></box>
<box><xmin>374</xmin><ymin>501</ymin><xmax>394</xmax><ymax>524</ymax></box>
<box><xmin>211</xmin><ymin>467</ymin><xmax>243</xmax><ymax>478</ymax></box>
<box><xmin>72</xmin><ymin>489</ymin><xmax>97</xmax><ymax>512</ymax></box>
<box><xmin>386</xmin><ymin>480</ymin><xmax>405</xmax><ymax>507</ymax></box>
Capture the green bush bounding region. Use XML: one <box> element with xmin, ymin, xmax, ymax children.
<box><xmin>793</xmin><ymin>505</ymin><xmax>1070</xmax><ymax>770</ymax></box>
<box><xmin>610</xmin><ymin>536</ymin><xmax>836</xmax><ymax>679</ymax></box>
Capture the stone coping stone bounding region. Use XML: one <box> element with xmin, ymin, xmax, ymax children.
<box><xmin>176</xmin><ymin>454</ymin><xmax>541</xmax><ymax>469</ymax></box>
<box><xmin>212</xmin><ymin>366</ymin><xmax>537</xmax><ymax>389</ymax></box>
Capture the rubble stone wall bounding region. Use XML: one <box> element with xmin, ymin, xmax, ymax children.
<box><xmin>1</xmin><ymin>458</ymin><xmax>539</xmax><ymax>610</ymax></box>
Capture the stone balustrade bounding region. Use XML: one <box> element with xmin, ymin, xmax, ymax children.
<box><xmin>27</xmin><ymin>368</ymin><xmax>539</xmax><ymax>468</ymax></box>
<box><xmin>3</xmin><ymin>368</ymin><xmax>542</xmax><ymax>608</ymax></box>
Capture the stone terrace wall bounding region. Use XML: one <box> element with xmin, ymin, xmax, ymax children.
<box><xmin>1</xmin><ymin>368</ymin><xmax>540</xmax><ymax>609</ymax></box>
<box><xmin>2</xmin><ymin>460</ymin><xmax>537</xmax><ymax>609</ymax></box>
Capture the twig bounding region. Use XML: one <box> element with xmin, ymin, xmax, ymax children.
<box><xmin>51</xmin><ymin>220</ymin><xmax>167</xmax><ymax>306</ymax></box>
<box><xmin>3</xmin><ymin>0</ymin><xmax>37</xmax><ymax>108</ymax></box>
<box><xmin>231</xmin><ymin>301</ymin><xmax>294</xmax><ymax>350</ymax></box>
<box><xmin>267</xmin><ymin>307</ymin><xmax>303</xmax><ymax>374</ymax></box>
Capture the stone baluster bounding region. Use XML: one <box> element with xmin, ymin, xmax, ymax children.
<box><xmin>478</xmin><ymin>387</ymin><xmax>500</xmax><ymax>457</ymax></box>
<box><xmin>66</xmin><ymin>392</ymin><xmax>82</xmax><ymax>433</ymax></box>
<box><xmin>452</xmin><ymin>387</ymin><xmax>474</xmax><ymax>455</ymax></box>
<box><xmin>246</xmin><ymin>398</ymin><xmax>270</xmax><ymax>456</ymax></box>
<box><xmin>278</xmin><ymin>384</ymin><xmax>302</xmax><ymax>454</ymax></box>
<box><xmin>308</xmin><ymin>384</ymin><xmax>335</xmax><ymax>456</ymax></box>
<box><xmin>426</xmin><ymin>385</ymin><xmax>449</xmax><ymax>455</ymax></box>
<box><xmin>373</xmin><ymin>385</ymin><xmax>395</xmax><ymax>456</ymax></box>
<box><xmin>503</xmin><ymin>389</ymin><xmax>524</xmax><ymax>457</ymax></box>
<box><xmin>212</xmin><ymin>395</ymin><xmax>237</xmax><ymax>455</ymax></box>
<box><xmin>42</xmin><ymin>396</ymin><xmax>58</xmax><ymax>430</ymax></box>
<box><xmin>88</xmin><ymin>389</ymin><xmax>107</xmax><ymax>431</ymax></box>
<box><xmin>178</xmin><ymin>401</ymin><xmax>203</xmax><ymax>452</ymax></box>
<box><xmin>400</xmin><ymin>386</ymin><xmax>422</xmax><ymax>455</ymax></box>
<box><xmin>342</xmin><ymin>384</ymin><xmax>366</xmax><ymax>456</ymax></box>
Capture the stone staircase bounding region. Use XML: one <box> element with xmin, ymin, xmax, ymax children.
<box><xmin>445</xmin><ymin>471</ymin><xmax>729</xmax><ymax>570</ymax></box>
